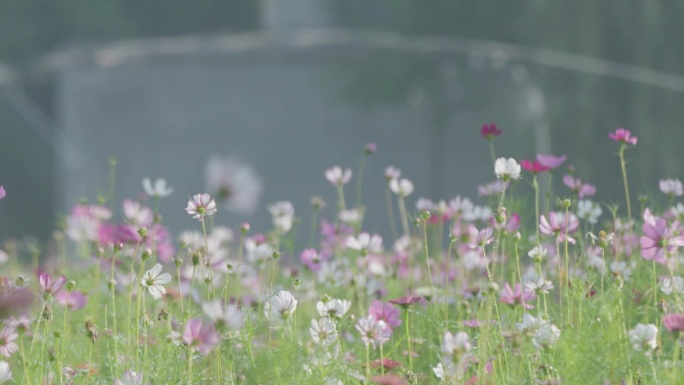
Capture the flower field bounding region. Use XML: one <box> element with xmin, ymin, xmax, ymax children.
<box><xmin>0</xmin><ymin>126</ymin><xmax>681</xmax><ymax>384</ymax></box>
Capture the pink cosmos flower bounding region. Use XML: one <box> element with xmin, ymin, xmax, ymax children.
<box><xmin>520</xmin><ymin>160</ymin><xmax>550</xmax><ymax>174</ymax></box>
<box><xmin>641</xmin><ymin>214</ymin><xmax>684</xmax><ymax>263</ymax></box>
<box><xmin>539</xmin><ymin>212</ymin><xmax>579</xmax><ymax>244</ymax></box>
<box><xmin>478</xmin><ymin>180</ymin><xmax>509</xmax><ymax>197</ymax></box>
<box><xmin>0</xmin><ymin>326</ymin><xmax>18</xmax><ymax>357</ymax></box>
<box><xmin>663</xmin><ymin>313</ymin><xmax>684</xmax><ymax>333</ymax></box>
<box><xmin>660</xmin><ymin>179</ymin><xmax>683</xmax><ymax>197</ymax></box>
<box><xmin>369</xmin><ymin>301</ymin><xmax>402</xmax><ymax>329</ymax></box>
<box><xmin>299</xmin><ymin>248</ymin><xmax>329</xmax><ymax>272</ymax></box>
<box><xmin>480</xmin><ymin>123</ymin><xmax>501</xmax><ymax>140</ymax></box>
<box><xmin>0</xmin><ymin>186</ymin><xmax>5</xmax><ymax>200</ymax></box>
<box><xmin>609</xmin><ymin>128</ymin><xmax>638</xmax><ymax>145</ymax></box>
<box><xmin>563</xmin><ymin>175</ymin><xmax>596</xmax><ymax>198</ymax></box>
<box><xmin>182</xmin><ymin>318</ymin><xmax>220</xmax><ymax>355</ymax></box>
<box><xmin>499</xmin><ymin>283</ymin><xmax>537</xmax><ymax>309</ymax></box>
<box><xmin>38</xmin><ymin>272</ymin><xmax>67</xmax><ymax>300</ymax></box>
<box><xmin>185</xmin><ymin>193</ymin><xmax>217</xmax><ymax>220</ymax></box>
<box><xmin>389</xmin><ymin>296</ymin><xmax>425</xmax><ymax>310</ymax></box>
<box><xmin>536</xmin><ymin>154</ymin><xmax>567</xmax><ymax>170</ymax></box>
<box><xmin>356</xmin><ymin>315</ymin><xmax>392</xmax><ymax>348</ymax></box>
<box><xmin>490</xmin><ymin>212</ymin><xmax>520</xmax><ymax>233</ymax></box>
<box><xmin>55</xmin><ymin>290</ymin><xmax>88</xmax><ymax>310</ymax></box>
<box><xmin>469</xmin><ymin>226</ymin><xmax>494</xmax><ymax>249</ymax></box>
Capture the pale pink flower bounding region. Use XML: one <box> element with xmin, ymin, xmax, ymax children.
<box><xmin>325</xmin><ymin>166</ymin><xmax>352</xmax><ymax>186</ymax></box>
<box><xmin>536</xmin><ymin>154</ymin><xmax>567</xmax><ymax>170</ymax></box>
<box><xmin>385</xmin><ymin>166</ymin><xmax>401</xmax><ymax>180</ymax></box>
<box><xmin>114</xmin><ymin>370</ymin><xmax>143</xmax><ymax>385</ymax></box>
<box><xmin>205</xmin><ymin>156</ymin><xmax>263</xmax><ymax>215</ymax></box>
<box><xmin>365</xmin><ymin>142</ymin><xmax>378</xmax><ymax>155</ymax></box>
<box><xmin>469</xmin><ymin>226</ymin><xmax>494</xmax><ymax>249</ymax></box>
<box><xmin>356</xmin><ymin>315</ymin><xmax>391</xmax><ymax>348</ymax></box>
<box><xmin>123</xmin><ymin>200</ymin><xmax>153</xmax><ymax>226</ymax></box>
<box><xmin>539</xmin><ymin>212</ymin><xmax>579</xmax><ymax>244</ymax></box>
<box><xmin>478</xmin><ymin>180</ymin><xmax>508</xmax><ymax>197</ymax></box>
<box><xmin>346</xmin><ymin>233</ymin><xmax>383</xmax><ymax>255</ymax></box>
<box><xmin>182</xmin><ymin>318</ymin><xmax>220</xmax><ymax>355</ymax></box>
<box><xmin>609</xmin><ymin>128</ymin><xmax>638</xmax><ymax>145</ymax></box>
<box><xmin>55</xmin><ymin>290</ymin><xmax>87</xmax><ymax>310</ymax></box>
<box><xmin>641</xmin><ymin>216</ymin><xmax>684</xmax><ymax>263</ymax></box>
<box><xmin>0</xmin><ymin>186</ymin><xmax>5</xmax><ymax>200</ymax></box>
<box><xmin>499</xmin><ymin>283</ymin><xmax>536</xmax><ymax>309</ymax></box>
<box><xmin>0</xmin><ymin>327</ymin><xmax>18</xmax><ymax>357</ymax></box>
<box><xmin>369</xmin><ymin>301</ymin><xmax>401</xmax><ymax>329</ymax></box>
<box><xmin>185</xmin><ymin>193</ymin><xmax>217</xmax><ymax>220</ymax></box>
<box><xmin>563</xmin><ymin>175</ymin><xmax>596</xmax><ymax>198</ymax></box>
<box><xmin>38</xmin><ymin>272</ymin><xmax>67</xmax><ymax>300</ymax></box>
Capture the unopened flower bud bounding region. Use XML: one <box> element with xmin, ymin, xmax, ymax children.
<box><xmin>173</xmin><ymin>257</ymin><xmax>183</xmax><ymax>267</ymax></box>
<box><xmin>137</xmin><ymin>227</ymin><xmax>148</xmax><ymax>238</ymax></box>
<box><xmin>141</xmin><ymin>248</ymin><xmax>152</xmax><ymax>261</ymax></box>
<box><xmin>108</xmin><ymin>279</ymin><xmax>117</xmax><ymax>291</ymax></box>
<box><xmin>66</xmin><ymin>280</ymin><xmax>76</xmax><ymax>292</ymax></box>
<box><xmin>513</xmin><ymin>232</ymin><xmax>521</xmax><ymax>242</ymax></box>
<box><xmin>272</xmin><ymin>251</ymin><xmax>281</xmax><ymax>260</ymax></box>
<box><xmin>241</xmin><ymin>222</ymin><xmax>250</xmax><ymax>235</ymax></box>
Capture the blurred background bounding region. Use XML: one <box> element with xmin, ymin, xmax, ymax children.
<box><xmin>1</xmin><ymin>0</ymin><xmax>683</xmax><ymax>245</ymax></box>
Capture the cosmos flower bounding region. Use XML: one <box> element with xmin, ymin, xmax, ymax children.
<box><xmin>38</xmin><ymin>272</ymin><xmax>67</xmax><ymax>300</ymax></box>
<box><xmin>114</xmin><ymin>370</ymin><xmax>144</xmax><ymax>385</ymax></box>
<box><xmin>310</xmin><ymin>318</ymin><xmax>337</xmax><ymax>346</ymax></box>
<box><xmin>563</xmin><ymin>175</ymin><xmax>596</xmax><ymax>198</ymax></box>
<box><xmin>609</xmin><ymin>128</ymin><xmax>638</xmax><ymax>145</ymax></box>
<box><xmin>185</xmin><ymin>193</ymin><xmax>217</xmax><ymax>220</ymax></box>
<box><xmin>205</xmin><ymin>156</ymin><xmax>263</xmax><ymax>215</ymax></box>
<box><xmin>325</xmin><ymin>166</ymin><xmax>352</xmax><ymax>186</ymax></box>
<box><xmin>268</xmin><ymin>201</ymin><xmax>295</xmax><ymax>234</ymax></box>
<box><xmin>389</xmin><ymin>178</ymin><xmax>414</xmax><ymax>197</ymax></box>
<box><xmin>660</xmin><ymin>179</ymin><xmax>683</xmax><ymax>197</ymax></box>
<box><xmin>528</xmin><ymin>245</ymin><xmax>548</xmax><ymax>262</ymax></box>
<box><xmin>500</xmin><ymin>283</ymin><xmax>537</xmax><ymax>309</ymax></box>
<box><xmin>577</xmin><ymin>200</ymin><xmax>602</xmax><ymax>224</ymax></box>
<box><xmin>182</xmin><ymin>318</ymin><xmax>220</xmax><ymax>355</ymax></box>
<box><xmin>368</xmin><ymin>301</ymin><xmax>401</xmax><ymax>329</ymax></box>
<box><xmin>480</xmin><ymin>123</ymin><xmax>501</xmax><ymax>140</ymax></box>
<box><xmin>494</xmin><ymin>158</ymin><xmax>521</xmax><ymax>181</ymax></box>
<box><xmin>640</xmin><ymin>215</ymin><xmax>684</xmax><ymax>263</ymax></box>
<box><xmin>663</xmin><ymin>314</ymin><xmax>684</xmax><ymax>333</ymax></box>
<box><xmin>520</xmin><ymin>160</ymin><xmax>550</xmax><ymax>174</ymax></box>
<box><xmin>355</xmin><ymin>315</ymin><xmax>391</xmax><ymax>348</ymax></box>
<box><xmin>0</xmin><ymin>327</ymin><xmax>18</xmax><ymax>357</ymax></box>
<box><xmin>536</xmin><ymin>154</ymin><xmax>567</xmax><ymax>170</ymax></box>
<box><xmin>55</xmin><ymin>290</ymin><xmax>88</xmax><ymax>310</ymax></box>
<box><xmin>441</xmin><ymin>331</ymin><xmax>472</xmax><ymax>356</ymax></box>
<box><xmin>346</xmin><ymin>233</ymin><xmax>383</xmax><ymax>255</ymax></box>
<box><xmin>0</xmin><ymin>187</ymin><xmax>5</xmax><ymax>201</ymax></box>
<box><xmin>539</xmin><ymin>212</ymin><xmax>579</xmax><ymax>244</ymax></box>
<box><xmin>264</xmin><ymin>290</ymin><xmax>298</xmax><ymax>323</ymax></box>
<box><xmin>140</xmin><ymin>264</ymin><xmax>172</xmax><ymax>299</ymax></box>
<box><xmin>0</xmin><ymin>361</ymin><xmax>10</xmax><ymax>384</ymax></box>
<box><xmin>316</xmin><ymin>299</ymin><xmax>351</xmax><ymax>319</ymax></box>
<box><xmin>142</xmin><ymin>177</ymin><xmax>174</xmax><ymax>199</ymax></box>
<box><xmin>385</xmin><ymin>166</ymin><xmax>401</xmax><ymax>181</ymax></box>
<box><xmin>628</xmin><ymin>324</ymin><xmax>658</xmax><ymax>353</ymax></box>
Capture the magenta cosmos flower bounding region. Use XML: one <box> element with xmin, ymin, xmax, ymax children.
<box><xmin>609</xmin><ymin>128</ymin><xmax>638</xmax><ymax>145</ymax></box>
<box><xmin>539</xmin><ymin>212</ymin><xmax>579</xmax><ymax>244</ymax></box>
<box><xmin>500</xmin><ymin>283</ymin><xmax>537</xmax><ymax>309</ymax></box>
<box><xmin>389</xmin><ymin>296</ymin><xmax>425</xmax><ymax>310</ymax></box>
<box><xmin>520</xmin><ymin>160</ymin><xmax>549</xmax><ymax>174</ymax></box>
<box><xmin>0</xmin><ymin>186</ymin><xmax>5</xmax><ymax>200</ymax></box>
<box><xmin>182</xmin><ymin>318</ymin><xmax>220</xmax><ymax>355</ymax></box>
<box><xmin>640</xmin><ymin>216</ymin><xmax>684</xmax><ymax>263</ymax></box>
<box><xmin>536</xmin><ymin>154</ymin><xmax>566</xmax><ymax>170</ymax></box>
<box><xmin>663</xmin><ymin>313</ymin><xmax>684</xmax><ymax>333</ymax></box>
<box><xmin>480</xmin><ymin>123</ymin><xmax>501</xmax><ymax>140</ymax></box>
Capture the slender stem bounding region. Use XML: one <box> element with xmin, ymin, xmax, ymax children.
<box><xmin>533</xmin><ymin>175</ymin><xmax>540</xmax><ymax>243</ymax></box>
<box><xmin>423</xmin><ymin>221</ymin><xmax>435</xmax><ymax>296</ymax></box>
<box><xmin>397</xmin><ymin>195</ymin><xmax>410</xmax><ymax>240</ymax></box>
<box><xmin>619</xmin><ymin>146</ymin><xmax>632</xmax><ymax>224</ymax></box>
<box><xmin>336</xmin><ymin>185</ymin><xmax>346</xmax><ymax>211</ymax></box>
<box><xmin>488</xmin><ymin>141</ymin><xmax>496</xmax><ymax>167</ymax></box>
<box><xmin>355</xmin><ymin>155</ymin><xmax>367</xmax><ymax>209</ymax></box>
<box><xmin>404</xmin><ymin>310</ymin><xmax>413</xmax><ymax>371</ymax></box>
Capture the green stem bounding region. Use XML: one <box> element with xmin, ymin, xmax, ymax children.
<box><xmin>385</xmin><ymin>184</ymin><xmax>398</xmax><ymax>240</ymax></box>
<box><xmin>619</xmin><ymin>146</ymin><xmax>632</xmax><ymax>224</ymax></box>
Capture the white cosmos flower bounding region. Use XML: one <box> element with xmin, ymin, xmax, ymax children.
<box><xmin>316</xmin><ymin>299</ymin><xmax>352</xmax><ymax>319</ymax></box>
<box><xmin>441</xmin><ymin>331</ymin><xmax>472</xmax><ymax>356</ymax></box>
<box><xmin>494</xmin><ymin>158</ymin><xmax>521</xmax><ymax>180</ymax></box>
<box><xmin>324</xmin><ymin>166</ymin><xmax>352</xmax><ymax>186</ymax></box>
<box><xmin>142</xmin><ymin>177</ymin><xmax>174</xmax><ymax>198</ymax></box>
<box><xmin>628</xmin><ymin>324</ymin><xmax>658</xmax><ymax>353</ymax></box>
<box><xmin>0</xmin><ymin>361</ymin><xmax>11</xmax><ymax>384</ymax></box>
<box><xmin>660</xmin><ymin>178</ymin><xmax>684</xmax><ymax>197</ymax></box>
<box><xmin>346</xmin><ymin>233</ymin><xmax>383</xmax><ymax>255</ymax></box>
<box><xmin>385</xmin><ymin>166</ymin><xmax>401</xmax><ymax>180</ymax></box>
<box><xmin>389</xmin><ymin>178</ymin><xmax>414</xmax><ymax>197</ymax></box>
<box><xmin>577</xmin><ymin>199</ymin><xmax>602</xmax><ymax>224</ymax></box>
<box><xmin>264</xmin><ymin>290</ymin><xmax>298</xmax><ymax>322</ymax></box>
<box><xmin>528</xmin><ymin>245</ymin><xmax>548</xmax><ymax>262</ymax></box>
<box><xmin>140</xmin><ymin>263</ymin><xmax>172</xmax><ymax>299</ymax></box>
<box><xmin>268</xmin><ymin>201</ymin><xmax>295</xmax><ymax>234</ymax></box>
<box><xmin>205</xmin><ymin>156</ymin><xmax>263</xmax><ymax>215</ymax></box>
<box><xmin>310</xmin><ymin>318</ymin><xmax>337</xmax><ymax>346</ymax></box>
<box><xmin>532</xmin><ymin>323</ymin><xmax>561</xmax><ymax>349</ymax></box>
<box><xmin>661</xmin><ymin>276</ymin><xmax>684</xmax><ymax>295</ymax></box>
